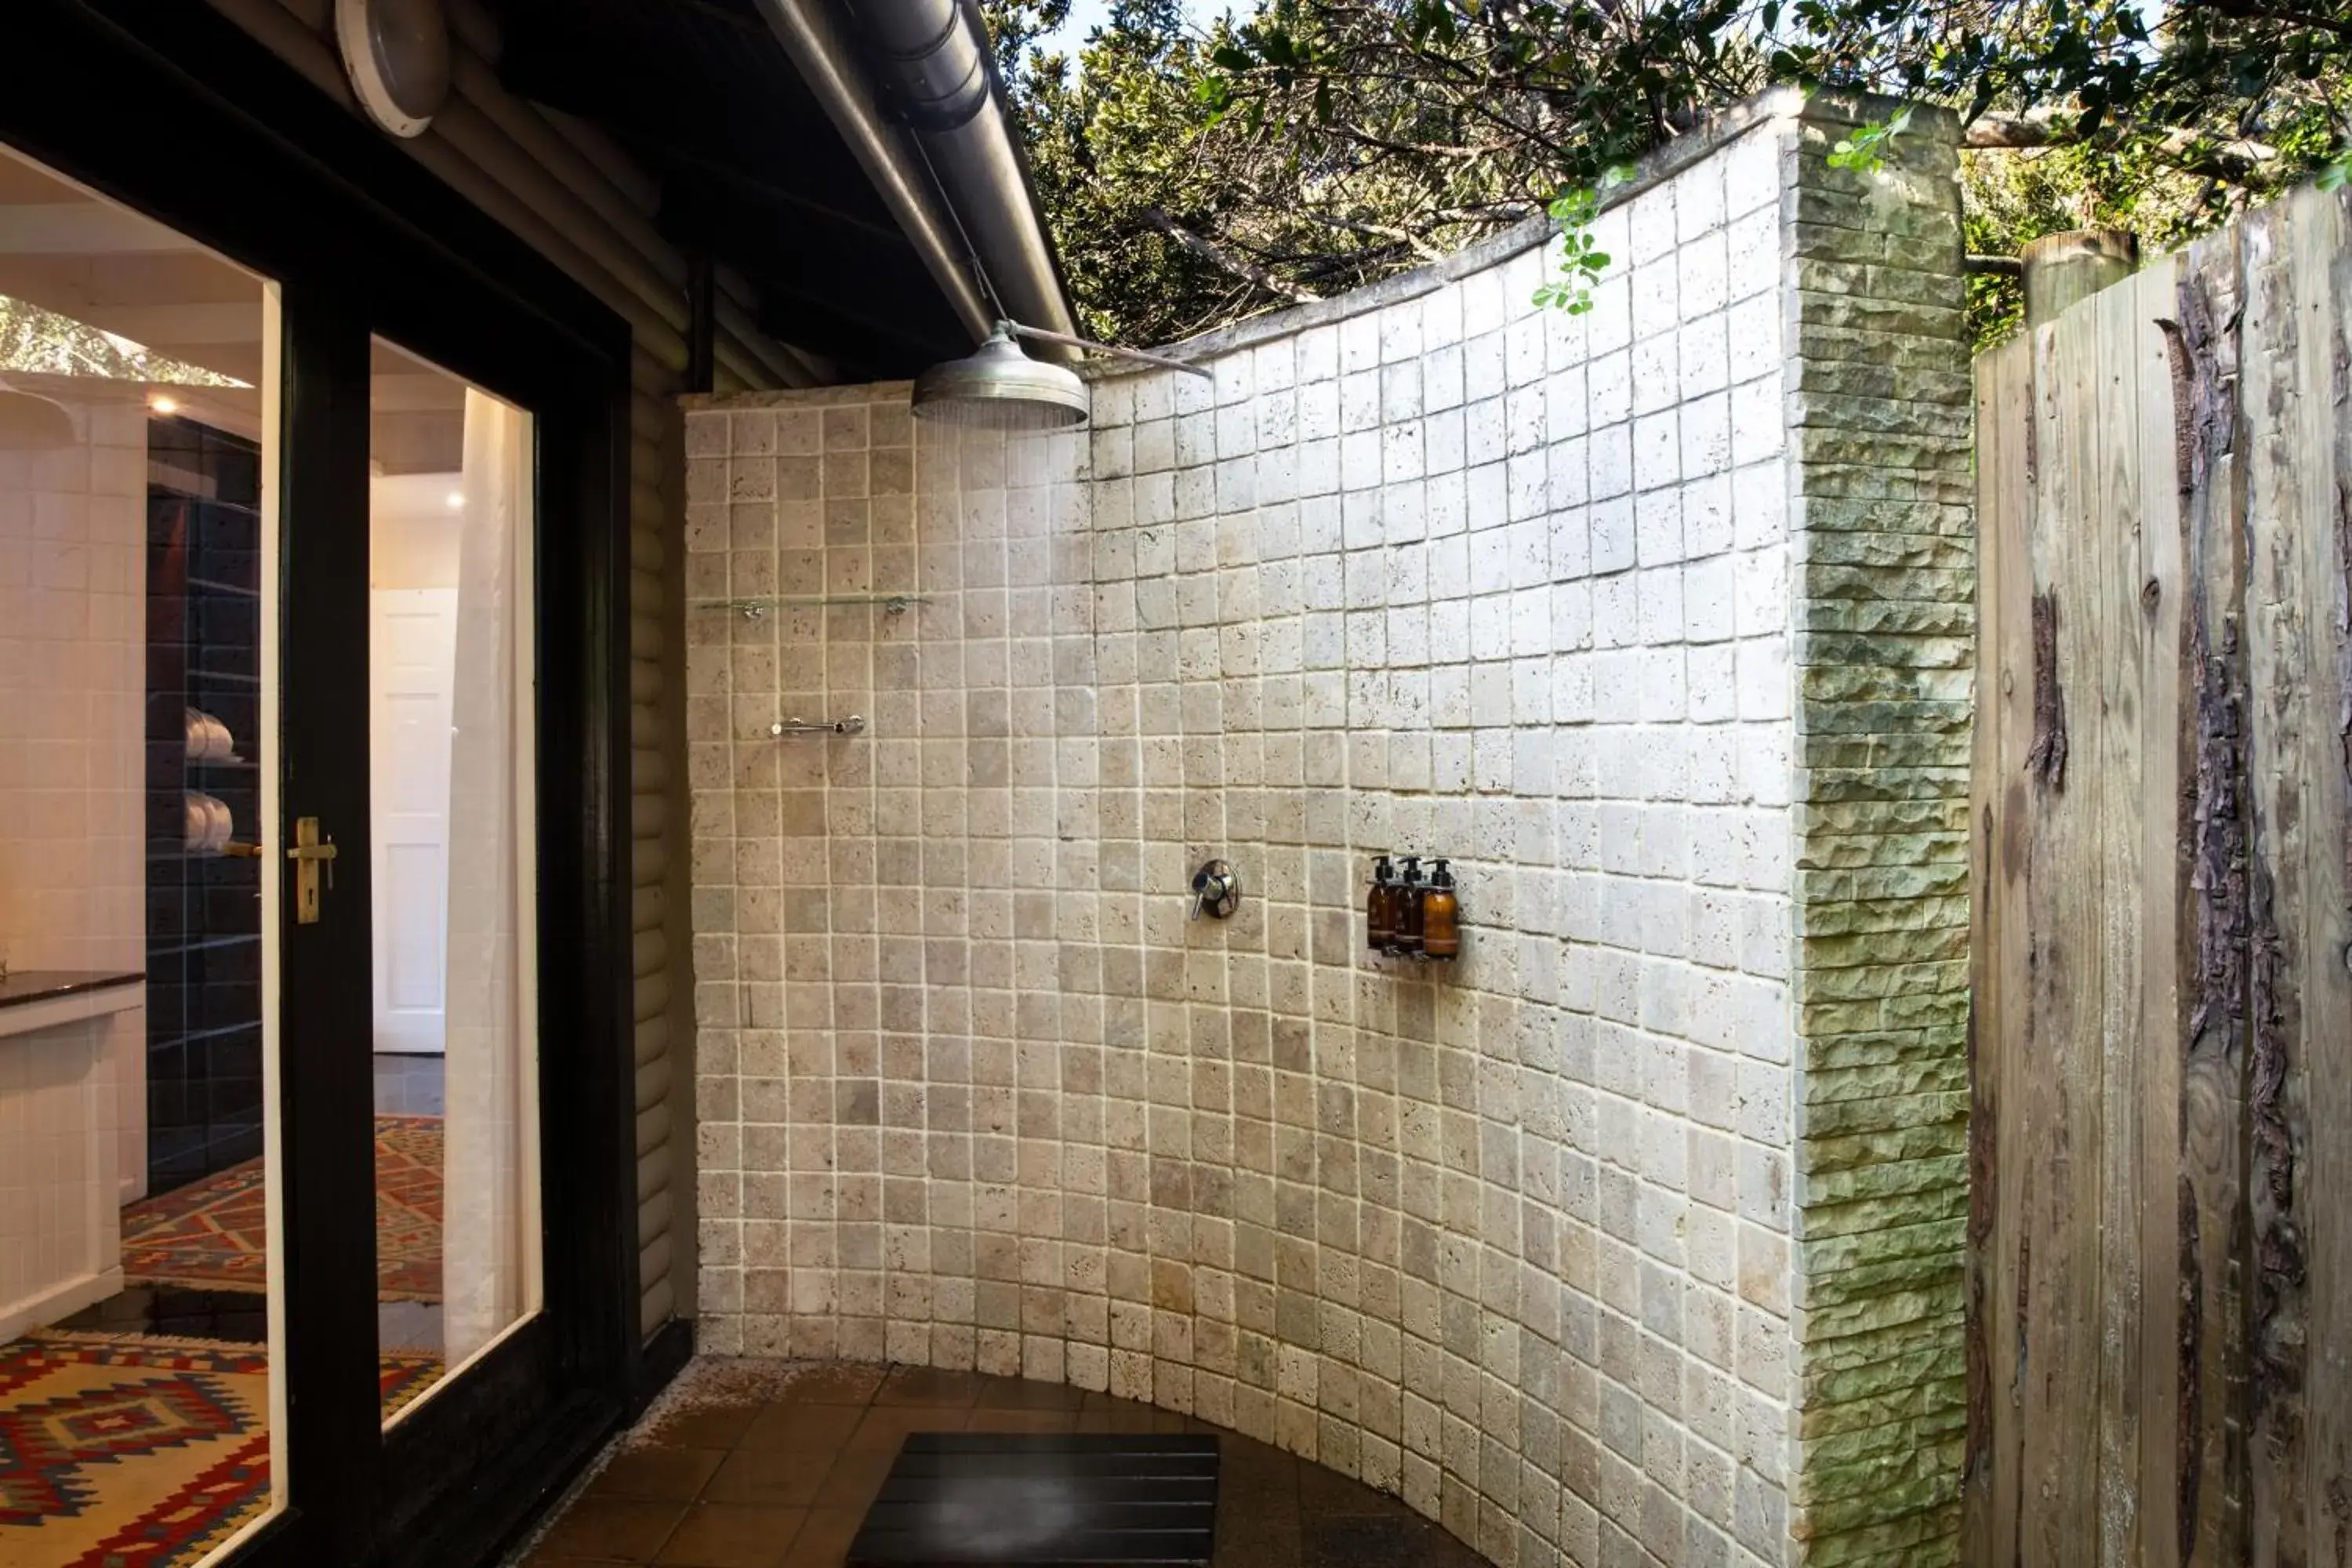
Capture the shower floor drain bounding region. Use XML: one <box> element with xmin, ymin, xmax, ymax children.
<box><xmin>846</xmin><ymin>1432</ymin><xmax>1219</xmax><ymax>1564</ymax></box>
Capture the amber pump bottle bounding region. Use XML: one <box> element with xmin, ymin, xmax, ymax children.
<box><xmin>1367</xmin><ymin>855</ymin><xmax>1396</xmax><ymax>951</ymax></box>
<box><xmin>1393</xmin><ymin>857</ymin><xmax>1425</xmax><ymax>955</ymax></box>
<box><xmin>1421</xmin><ymin>858</ymin><xmax>1460</xmax><ymax>959</ymax></box>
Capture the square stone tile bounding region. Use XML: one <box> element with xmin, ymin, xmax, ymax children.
<box><xmin>532</xmin><ymin>1497</ymin><xmax>686</xmax><ymax>1563</ymax></box>
<box><xmin>705</xmin><ymin>1448</ymin><xmax>833</xmax><ymax>1509</ymax></box>
<box><xmin>594</xmin><ymin>1447</ymin><xmax>728</xmax><ymax>1502</ymax></box>
<box><xmin>656</xmin><ymin>1503</ymin><xmax>808</xmax><ymax>1567</ymax></box>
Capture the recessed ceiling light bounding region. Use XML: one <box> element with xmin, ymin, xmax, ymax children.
<box><xmin>445</xmin><ymin>490</ymin><xmax>465</xmax><ymax>510</ymax></box>
<box><xmin>150</xmin><ymin>394</ymin><xmax>178</xmax><ymax>415</ymax></box>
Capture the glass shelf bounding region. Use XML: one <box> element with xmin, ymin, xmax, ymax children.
<box><xmin>695</xmin><ymin>594</ymin><xmax>928</xmax><ymax>619</ymax></box>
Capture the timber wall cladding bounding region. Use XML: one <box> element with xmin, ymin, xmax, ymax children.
<box><xmin>1966</xmin><ymin>185</ymin><xmax>2352</xmax><ymax>1566</ymax></box>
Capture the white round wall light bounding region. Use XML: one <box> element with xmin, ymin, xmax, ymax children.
<box><xmin>336</xmin><ymin>0</ymin><xmax>453</xmax><ymax>140</ymax></box>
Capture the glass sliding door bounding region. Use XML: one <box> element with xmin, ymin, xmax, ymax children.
<box><xmin>365</xmin><ymin>338</ymin><xmax>541</xmax><ymax>1421</ymax></box>
<box><xmin>0</xmin><ymin>141</ymin><xmax>288</xmax><ymax>1567</ymax></box>
<box><xmin>0</xmin><ymin>13</ymin><xmax>640</xmax><ymax>1559</ymax></box>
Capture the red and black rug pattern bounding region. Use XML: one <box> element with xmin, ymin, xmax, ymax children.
<box><xmin>119</xmin><ymin>1115</ymin><xmax>444</xmax><ymax>1303</ymax></box>
<box><xmin>0</xmin><ymin>1332</ymin><xmax>441</xmax><ymax>1566</ymax></box>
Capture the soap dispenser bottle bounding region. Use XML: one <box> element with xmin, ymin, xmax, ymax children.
<box><xmin>1367</xmin><ymin>855</ymin><xmax>1396</xmax><ymax>952</ymax></box>
<box><xmin>1421</xmin><ymin>858</ymin><xmax>1460</xmax><ymax>959</ymax></box>
<box><xmin>1393</xmin><ymin>856</ymin><xmax>1425</xmax><ymax>956</ymax></box>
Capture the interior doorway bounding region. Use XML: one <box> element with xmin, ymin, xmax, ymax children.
<box><xmin>369</xmin><ymin>581</ymin><xmax>459</xmax><ymax>1058</ymax></box>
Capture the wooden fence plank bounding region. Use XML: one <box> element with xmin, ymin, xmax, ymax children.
<box><xmin>2244</xmin><ymin>180</ymin><xmax>2352</xmax><ymax>1568</ymax></box>
<box><xmin>2017</xmin><ymin>296</ymin><xmax>2108</xmax><ymax>1568</ymax></box>
<box><xmin>2303</xmin><ymin>183</ymin><xmax>2352</xmax><ymax>1568</ymax></box>
<box><xmin>2171</xmin><ymin>220</ymin><xmax>2252</xmax><ymax>1568</ymax></box>
<box><xmin>1972</xmin><ymin>179</ymin><xmax>2348</xmax><ymax>1568</ymax></box>
<box><xmin>1966</xmin><ymin>335</ymin><xmax>2038</xmax><ymax>1566</ymax></box>
<box><xmin>2089</xmin><ymin>270</ymin><xmax>2151</xmax><ymax>1568</ymax></box>
<box><xmin>2124</xmin><ymin>258</ymin><xmax>2190</xmax><ymax>1568</ymax></box>
<box><xmin>2241</xmin><ymin>193</ymin><xmax>2314</xmax><ymax>1568</ymax></box>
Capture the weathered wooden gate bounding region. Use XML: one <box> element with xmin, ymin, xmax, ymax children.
<box><xmin>1968</xmin><ymin>186</ymin><xmax>2352</xmax><ymax>1566</ymax></box>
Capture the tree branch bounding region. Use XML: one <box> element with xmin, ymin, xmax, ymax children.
<box><xmin>2198</xmin><ymin>0</ymin><xmax>2352</xmax><ymax>42</ymax></box>
<box><xmin>1142</xmin><ymin>208</ymin><xmax>1324</xmax><ymax>301</ymax></box>
<box><xmin>1965</xmin><ymin>109</ymin><xmax>2282</xmax><ymax>183</ymax></box>
<box><xmin>1963</xmin><ymin>107</ymin><xmax>2065</xmax><ymax>147</ymax></box>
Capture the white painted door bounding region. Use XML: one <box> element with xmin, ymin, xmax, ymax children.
<box><xmin>369</xmin><ymin>588</ymin><xmax>459</xmax><ymax>1054</ymax></box>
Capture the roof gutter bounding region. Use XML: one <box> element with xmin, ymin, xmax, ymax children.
<box><xmin>746</xmin><ymin>0</ymin><xmax>1080</xmax><ymax>358</ymax></box>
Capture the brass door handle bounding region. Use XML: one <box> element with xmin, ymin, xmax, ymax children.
<box><xmin>289</xmin><ymin>816</ymin><xmax>339</xmax><ymax>924</ymax></box>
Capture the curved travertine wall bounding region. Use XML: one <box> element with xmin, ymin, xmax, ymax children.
<box><xmin>682</xmin><ymin>90</ymin><xmax>1973</xmax><ymax>1568</ymax></box>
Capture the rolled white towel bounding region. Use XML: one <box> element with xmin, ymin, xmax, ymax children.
<box><xmin>183</xmin><ymin>791</ymin><xmax>213</xmax><ymax>852</ymax></box>
<box><xmin>204</xmin><ymin>794</ymin><xmax>234</xmax><ymax>851</ymax></box>
<box><xmin>183</xmin><ymin>707</ymin><xmax>234</xmax><ymax>760</ymax></box>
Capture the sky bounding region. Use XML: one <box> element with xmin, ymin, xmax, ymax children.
<box><xmin>1047</xmin><ymin>0</ymin><xmax>1120</xmax><ymax>47</ymax></box>
<box><xmin>1036</xmin><ymin>0</ymin><xmax>1214</xmax><ymax>61</ymax></box>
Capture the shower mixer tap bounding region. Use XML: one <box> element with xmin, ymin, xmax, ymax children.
<box><xmin>1189</xmin><ymin>860</ymin><xmax>1240</xmax><ymax>920</ymax></box>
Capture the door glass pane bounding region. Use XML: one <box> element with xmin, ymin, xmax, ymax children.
<box><xmin>368</xmin><ymin>339</ymin><xmax>539</xmax><ymax>1422</ymax></box>
<box><xmin>0</xmin><ymin>143</ymin><xmax>285</xmax><ymax>1563</ymax></box>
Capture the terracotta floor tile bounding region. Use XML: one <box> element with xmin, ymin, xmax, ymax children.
<box><xmin>1218</xmin><ymin>1435</ymin><xmax>1298</xmax><ymax>1484</ymax></box>
<box><xmin>844</xmin><ymin>1403</ymin><xmax>967</xmax><ymax>1450</ymax></box>
<box><xmin>780</xmin><ymin>1364</ymin><xmax>886</xmax><ymax>1406</ymax></box>
<box><xmin>736</xmin><ymin>1400</ymin><xmax>865</xmax><ymax>1452</ymax></box>
<box><xmin>1301</xmin><ymin>1512</ymin><xmax>1447</xmax><ymax>1567</ymax></box>
<box><xmin>959</xmin><ymin>1406</ymin><xmax>1078</xmax><ymax>1433</ymax></box>
<box><xmin>648</xmin><ymin>1404</ymin><xmax>766</xmax><ymax>1452</ymax></box>
<box><xmin>537</xmin><ymin>1367</ymin><xmax>1485</xmax><ymax>1568</ymax></box>
<box><xmin>592</xmin><ymin>1446</ymin><xmax>728</xmax><ymax>1501</ymax></box>
<box><xmin>532</xmin><ymin>1497</ymin><xmax>686</xmax><ymax>1563</ymax></box>
<box><xmin>871</xmin><ymin>1364</ymin><xmax>985</xmax><ymax>1406</ymax></box>
<box><xmin>811</xmin><ymin>1443</ymin><xmax>900</xmax><ymax>1510</ymax></box>
<box><xmin>1212</xmin><ymin>1528</ymin><xmax>1307</xmax><ymax>1567</ymax></box>
<box><xmin>1076</xmin><ymin>1403</ymin><xmax>1192</xmax><ymax>1432</ymax></box>
<box><xmin>971</xmin><ymin>1374</ymin><xmax>1085</xmax><ymax>1410</ymax></box>
<box><xmin>702</xmin><ymin>1447</ymin><xmax>833</xmax><ymax>1508</ymax></box>
<box><xmin>777</xmin><ymin>1504</ymin><xmax>865</xmax><ymax>1567</ymax></box>
<box><xmin>1299</xmin><ymin>1454</ymin><xmax>1392</xmax><ymax>1514</ymax></box>
<box><xmin>653</xmin><ymin>1502</ymin><xmax>808</xmax><ymax>1567</ymax></box>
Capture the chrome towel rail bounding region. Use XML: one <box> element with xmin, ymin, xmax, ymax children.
<box><xmin>771</xmin><ymin>716</ymin><xmax>866</xmax><ymax>737</ymax></box>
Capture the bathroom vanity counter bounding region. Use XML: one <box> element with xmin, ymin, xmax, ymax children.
<box><xmin>0</xmin><ymin>967</ymin><xmax>137</xmax><ymax>1338</ymax></box>
<box><xmin>0</xmin><ymin>969</ymin><xmax>143</xmax><ymax>1040</ymax></box>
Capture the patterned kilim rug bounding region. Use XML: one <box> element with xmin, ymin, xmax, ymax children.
<box><xmin>0</xmin><ymin>1330</ymin><xmax>441</xmax><ymax>1566</ymax></box>
<box><xmin>120</xmin><ymin>1116</ymin><xmax>443</xmax><ymax>1303</ymax></box>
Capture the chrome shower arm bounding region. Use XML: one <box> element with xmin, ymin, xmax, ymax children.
<box><xmin>999</xmin><ymin>320</ymin><xmax>1214</xmax><ymax>379</ymax></box>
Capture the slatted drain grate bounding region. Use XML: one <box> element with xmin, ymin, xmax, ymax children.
<box><xmin>846</xmin><ymin>1432</ymin><xmax>1218</xmax><ymax>1565</ymax></box>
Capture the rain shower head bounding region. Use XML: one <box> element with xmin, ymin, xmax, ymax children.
<box><xmin>909</xmin><ymin>320</ymin><xmax>1213</xmax><ymax>432</ymax></box>
<box><xmin>909</xmin><ymin>325</ymin><xmax>1089</xmax><ymax>432</ymax></box>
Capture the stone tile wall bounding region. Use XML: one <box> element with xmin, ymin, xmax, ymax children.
<box><xmin>681</xmin><ymin>92</ymin><xmax>1966</xmax><ymax>1568</ymax></box>
<box><xmin>1782</xmin><ymin>100</ymin><xmax>1973</xmax><ymax>1566</ymax></box>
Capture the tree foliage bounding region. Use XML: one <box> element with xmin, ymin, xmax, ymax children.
<box><xmin>0</xmin><ymin>294</ymin><xmax>241</xmax><ymax>383</ymax></box>
<box><xmin>990</xmin><ymin>0</ymin><xmax>2352</xmax><ymax>347</ymax></box>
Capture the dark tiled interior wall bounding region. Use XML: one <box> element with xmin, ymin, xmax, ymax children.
<box><xmin>144</xmin><ymin>416</ymin><xmax>264</xmax><ymax>1194</ymax></box>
